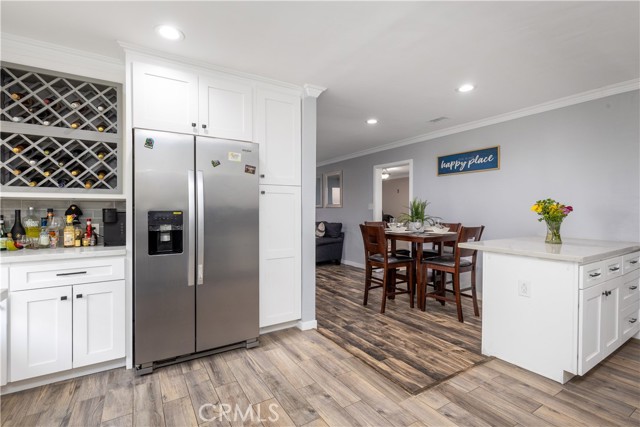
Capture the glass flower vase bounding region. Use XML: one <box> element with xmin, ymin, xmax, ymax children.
<box><xmin>545</xmin><ymin>220</ymin><xmax>562</xmax><ymax>244</ymax></box>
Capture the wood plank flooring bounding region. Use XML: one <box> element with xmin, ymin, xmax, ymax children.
<box><xmin>1</xmin><ymin>328</ymin><xmax>638</xmax><ymax>427</ymax></box>
<box><xmin>316</xmin><ymin>264</ymin><xmax>486</xmax><ymax>394</ymax></box>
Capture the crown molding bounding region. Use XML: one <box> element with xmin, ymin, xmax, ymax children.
<box><xmin>303</xmin><ymin>84</ymin><xmax>327</xmax><ymax>98</ymax></box>
<box><xmin>119</xmin><ymin>41</ymin><xmax>303</xmax><ymax>93</ymax></box>
<box><xmin>317</xmin><ymin>78</ymin><xmax>640</xmax><ymax>167</ymax></box>
<box><xmin>1</xmin><ymin>33</ymin><xmax>124</xmax><ymax>83</ymax></box>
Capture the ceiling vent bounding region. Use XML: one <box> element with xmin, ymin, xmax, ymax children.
<box><xmin>428</xmin><ymin>116</ymin><xmax>449</xmax><ymax>123</ymax></box>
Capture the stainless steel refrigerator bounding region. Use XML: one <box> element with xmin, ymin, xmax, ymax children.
<box><xmin>133</xmin><ymin>128</ymin><xmax>259</xmax><ymax>373</ymax></box>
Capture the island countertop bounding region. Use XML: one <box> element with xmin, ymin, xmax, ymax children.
<box><xmin>0</xmin><ymin>245</ymin><xmax>126</xmax><ymax>264</ymax></box>
<box><xmin>459</xmin><ymin>236</ymin><xmax>639</xmax><ymax>264</ymax></box>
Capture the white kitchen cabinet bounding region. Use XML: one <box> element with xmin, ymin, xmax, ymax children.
<box><xmin>578</xmin><ymin>277</ymin><xmax>621</xmax><ymax>374</ymax></box>
<box><xmin>132</xmin><ymin>61</ymin><xmax>255</xmax><ymax>141</ymax></box>
<box><xmin>255</xmin><ymin>88</ymin><xmax>301</xmax><ymax>186</ymax></box>
<box><xmin>132</xmin><ymin>62</ymin><xmax>199</xmax><ymax>134</ymax></box>
<box><xmin>259</xmin><ymin>185</ymin><xmax>301</xmax><ymax>327</ymax></box>
<box><xmin>199</xmin><ymin>76</ymin><xmax>253</xmax><ymax>141</ymax></box>
<box><xmin>1</xmin><ymin>266</ymin><xmax>9</xmax><ymax>386</ymax></box>
<box><xmin>10</xmin><ymin>286</ymin><xmax>73</xmax><ymax>381</ymax></box>
<box><xmin>7</xmin><ymin>256</ymin><xmax>126</xmax><ymax>382</ymax></box>
<box><xmin>72</xmin><ymin>280</ymin><xmax>126</xmax><ymax>368</ymax></box>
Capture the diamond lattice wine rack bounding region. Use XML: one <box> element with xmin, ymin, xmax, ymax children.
<box><xmin>1</xmin><ymin>63</ymin><xmax>122</xmax><ymax>194</ymax></box>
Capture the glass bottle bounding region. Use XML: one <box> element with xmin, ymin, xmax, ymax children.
<box><xmin>0</xmin><ymin>215</ymin><xmax>7</xmax><ymax>251</ymax></box>
<box><xmin>63</xmin><ymin>215</ymin><xmax>75</xmax><ymax>247</ymax></box>
<box><xmin>74</xmin><ymin>227</ymin><xmax>82</xmax><ymax>247</ymax></box>
<box><xmin>38</xmin><ymin>218</ymin><xmax>50</xmax><ymax>249</ymax></box>
<box><xmin>10</xmin><ymin>209</ymin><xmax>26</xmax><ymax>241</ymax></box>
<box><xmin>23</xmin><ymin>207</ymin><xmax>41</xmax><ymax>239</ymax></box>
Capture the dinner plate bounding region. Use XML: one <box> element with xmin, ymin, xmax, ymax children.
<box><xmin>429</xmin><ymin>230</ymin><xmax>456</xmax><ymax>234</ymax></box>
<box><xmin>387</xmin><ymin>229</ymin><xmax>413</xmax><ymax>234</ymax></box>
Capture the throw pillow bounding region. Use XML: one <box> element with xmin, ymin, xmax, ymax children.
<box><xmin>325</xmin><ymin>222</ymin><xmax>342</xmax><ymax>238</ymax></box>
<box><xmin>315</xmin><ymin>222</ymin><xmax>326</xmax><ymax>237</ymax></box>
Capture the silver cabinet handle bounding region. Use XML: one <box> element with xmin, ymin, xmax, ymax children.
<box><xmin>630</xmin><ymin>318</ymin><xmax>638</xmax><ymax>324</ymax></box>
<box><xmin>630</xmin><ymin>260</ymin><xmax>639</xmax><ymax>264</ymax></box>
<box><xmin>60</xmin><ymin>296</ymin><xmax>68</xmax><ymax>301</ymax></box>
<box><xmin>76</xmin><ymin>294</ymin><xmax>83</xmax><ymax>298</ymax></box>
<box><xmin>191</xmin><ymin>122</ymin><xmax>196</xmax><ymax>127</ymax></box>
<box><xmin>589</xmin><ymin>272</ymin><xmax>601</xmax><ymax>278</ymax></box>
<box><xmin>202</xmin><ymin>124</ymin><xmax>207</xmax><ymax>129</ymax></box>
<box><xmin>196</xmin><ymin>170</ymin><xmax>205</xmax><ymax>285</ymax></box>
<box><xmin>630</xmin><ymin>286</ymin><xmax>638</xmax><ymax>290</ymax></box>
<box><xmin>608</xmin><ymin>266</ymin><xmax>620</xmax><ymax>272</ymax></box>
<box><xmin>187</xmin><ymin>170</ymin><xmax>195</xmax><ymax>287</ymax></box>
<box><xmin>56</xmin><ymin>271</ymin><xmax>87</xmax><ymax>276</ymax></box>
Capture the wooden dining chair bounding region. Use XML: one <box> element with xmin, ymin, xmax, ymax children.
<box><xmin>359</xmin><ymin>223</ymin><xmax>415</xmax><ymax>313</ymax></box>
<box><xmin>420</xmin><ymin>225</ymin><xmax>484</xmax><ymax>322</ymax></box>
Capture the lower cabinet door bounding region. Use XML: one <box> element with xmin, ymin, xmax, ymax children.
<box><xmin>73</xmin><ymin>280</ymin><xmax>125</xmax><ymax>368</ymax></box>
<box><xmin>10</xmin><ymin>286</ymin><xmax>73</xmax><ymax>381</ymax></box>
<box><xmin>259</xmin><ymin>185</ymin><xmax>301</xmax><ymax>327</ymax></box>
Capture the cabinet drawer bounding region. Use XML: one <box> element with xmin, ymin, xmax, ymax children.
<box><xmin>603</xmin><ymin>257</ymin><xmax>623</xmax><ymax>280</ymax></box>
<box><xmin>580</xmin><ymin>261</ymin><xmax>606</xmax><ymax>289</ymax></box>
<box><xmin>620</xmin><ymin>269</ymin><xmax>640</xmax><ymax>309</ymax></box>
<box><xmin>10</xmin><ymin>257</ymin><xmax>125</xmax><ymax>291</ymax></box>
<box><xmin>620</xmin><ymin>302</ymin><xmax>640</xmax><ymax>341</ymax></box>
<box><xmin>623</xmin><ymin>251</ymin><xmax>640</xmax><ymax>274</ymax></box>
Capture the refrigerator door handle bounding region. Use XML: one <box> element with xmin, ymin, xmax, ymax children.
<box><xmin>196</xmin><ymin>170</ymin><xmax>205</xmax><ymax>285</ymax></box>
<box><xmin>187</xmin><ymin>170</ymin><xmax>196</xmax><ymax>287</ymax></box>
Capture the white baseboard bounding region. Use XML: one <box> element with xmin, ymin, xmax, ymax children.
<box><xmin>296</xmin><ymin>319</ymin><xmax>317</xmax><ymax>330</ymax></box>
<box><xmin>341</xmin><ymin>259</ymin><xmax>365</xmax><ymax>269</ymax></box>
<box><xmin>259</xmin><ymin>320</ymin><xmax>300</xmax><ymax>334</ymax></box>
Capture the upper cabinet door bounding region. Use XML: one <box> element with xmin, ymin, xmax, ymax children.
<box><xmin>132</xmin><ymin>62</ymin><xmax>199</xmax><ymax>134</ymax></box>
<box><xmin>256</xmin><ymin>88</ymin><xmax>301</xmax><ymax>186</ymax></box>
<box><xmin>199</xmin><ymin>76</ymin><xmax>253</xmax><ymax>141</ymax></box>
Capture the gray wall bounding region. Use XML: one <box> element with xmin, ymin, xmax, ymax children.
<box><xmin>317</xmin><ymin>91</ymin><xmax>640</xmax><ymax>268</ymax></box>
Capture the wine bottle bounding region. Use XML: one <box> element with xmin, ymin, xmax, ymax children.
<box><xmin>43</xmin><ymin>169</ymin><xmax>53</xmax><ymax>177</ymax></box>
<box><xmin>12</xmin><ymin>168</ymin><xmax>22</xmax><ymax>176</ymax></box>
<box><xmin>70</xmin><ymin>121</ymin><xmax>80</xmax><ymax>129</ymax></box>
<box><xmin>69</xmin><ymin>100</ymin><xmax>81</xmax><ymax>109</ymax></box>
<box><xmin>28</xmin><ymin>155</ymin><xmax>43</xmax><ymax>166</ymax></box>
<box><xmin>97</xmin><ymin>151</ymin><xmax>106</xmax><ymax>160</ymax></box>
<box><xmin>71</xmin><ymin>168</ymin><xmax>82</xmax><ymax>177</ymax></box>
<box><xmin>97</xmin><ymin>105</ymin><xmax>105</xmax><ymax>112</ymax></box>
<box><xmin>28</xmin><ymin>180</ymin><xmax>38</xmax><ymax>187</ymax></box>
<box><xmin>97</xmin><ymin>170</ymin><xmax>107</xmax><ymax>180</ymax></box>
<box><xmin>10</xmin><ymin>210</ymin><xmax>26</xmax><ymax>240</ymax></box>
<box><xmin>57</xmin><ymin>179</ymin><xmax>68</xmax><ymax>188</ymax></box>
<box><xmin>0</xmin><ymin>215</ymin><xmax>8</xmax><ymax>251</ymax></box>
<box><xmin>10</xmin><ymin>92</ymin><xmax>25</xmax><ymax>101</ymax></box>
<box><xmin>97</xmin><ymin>124</ymin><xmax>106</xmax><ymax>132</ymax></box>
<box><xmin>12</xmin><ymin>144</ymin><xmax>25</xmax><ymax>154</ymax></box>
<box><xmin>43</xmin><ymin>146</ymin><xmax>53</xmax><ymax>156</ymax></box>
<box><xmin>11</xmin><ymin>116</ymin><xmax>24</xmax><ymax>122</ymax></box>
<box><xmin>42</xmin><ymin>97</ymin><xmax>54</xmax><ymax>105</ymax></box>
<box><xmin>57</xmin><ymin>157</ymin><xmax>69</xmax><ymax>167</ymax></box>
<box><xmin>84</xmin><ymin>180</ymin><xmax>94</xmax><ymax>189</ymax></box>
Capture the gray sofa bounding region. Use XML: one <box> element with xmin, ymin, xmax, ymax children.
<box><xmin>315</xmin><ymin>221</ymin><xmax>344</xmax><ymax>264</ymax></box>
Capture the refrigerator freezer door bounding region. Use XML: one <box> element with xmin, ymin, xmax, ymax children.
<box><xmin>195</xmin><ymin>137</ymin><xmax>259</xmax><ymax>351</ymax></box>
<box><xmin>134</xmin><ymin>129</ymin><xmax>196</xmax><ymax>365</ymax></box>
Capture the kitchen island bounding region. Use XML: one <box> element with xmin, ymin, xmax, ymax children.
<box><xmin>460</xmin><ymin>237</ymin><xmax>640</xmax><ymax>383</ymax></box>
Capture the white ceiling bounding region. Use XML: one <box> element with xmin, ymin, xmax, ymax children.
<box><xmin>2</xmin><ymin>1</ymin><xmax>638</xmax><ymax>164</ymax></box>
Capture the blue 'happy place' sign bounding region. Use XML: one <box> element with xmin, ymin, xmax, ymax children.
<box><xmin>437</xmin><ymin>146</ymin><xmax>500</xmax><ymax>176</ymax></box>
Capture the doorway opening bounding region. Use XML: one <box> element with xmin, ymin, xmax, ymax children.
<box><xmin>372</xmin><ymin>160</ymin><xmax>413</xmax><ymax>222</ymax></box>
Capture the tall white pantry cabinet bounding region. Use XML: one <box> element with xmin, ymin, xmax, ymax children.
<box><xmin>129</xmin><ymin>54</ymin><xmax>303</xmax><ymax>328</ymax></box>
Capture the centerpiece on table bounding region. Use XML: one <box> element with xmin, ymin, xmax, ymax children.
<box><xmin>398</xmin><ymin>198</ymin><xmax>439</xmax><ymax>232</ymax></box>
<box><xmin>531</xmin><ymin>198</ymin><xmax>573</xmax><ymax>244</ymax></box>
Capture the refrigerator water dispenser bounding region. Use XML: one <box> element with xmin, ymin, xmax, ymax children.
<box><xmin>148</xmin><ymin>211</ymin><xmax>183</xmax><ymax>255</ymax></box>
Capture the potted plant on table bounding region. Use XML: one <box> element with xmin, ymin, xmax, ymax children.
<box><xmin>398</xmin><ymin>198</ymin><xmax>438</xmax><ymax>231</ymax></box>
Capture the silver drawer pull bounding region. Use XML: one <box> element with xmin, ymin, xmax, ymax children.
<box><xmin>630</xmin><ymin>260</ymin><xmax>639</xmax><ymax>265</ymax></box>
<box><xmin>589</xmin><ymin>272</ymin><xmax>601</xmax><ymax>278</ymax></box>
<box><xmin>629</xmin><ymin>318</ymin><xmax>638</xmax><ymax>324</ymax></box>
<box><xmin>630</xmin><ymin>286</ymin><xmax>638</xmax><ymax>290</ymax></box>
<box><xmin>608</xmin><ymin>266</ymin><xmax>620</xmax><ymax>272</ymax></box>
<box><xmin>56</xmin><ymin>271</ymin><xmax>87</xmax><ymax>277</ymax></box>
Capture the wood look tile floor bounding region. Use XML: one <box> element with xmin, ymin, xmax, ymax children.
<box><xmin>316</xmin><ymin>264</ymin><xmax>486</xmax><ymax>394</ymax></box>
<box><xmin>1</xmin><ymin>263</ymin><xmax>639</xmax><ymax>426</ymax></box>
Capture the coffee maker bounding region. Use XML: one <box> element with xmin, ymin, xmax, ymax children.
<box><xmin>103</xmin><ymin>208</ymin><xmax>126</xmax><ymax>246</ymax></box>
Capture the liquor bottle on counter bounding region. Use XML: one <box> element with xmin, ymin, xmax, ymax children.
<box><xmin>74</xmin><ymin>227</ymin><xmax>82</xmax><ymax>247</ymax></box>
<box><xmin>10</xmin><ymin>210</ymin><xmax>26</xmax><ymax>241</ymax></box>
<box><xmin>63</xmin><ymin>215</ymin><xmax>75</xmax><ymax>247</ymax></box>
<box><xmin>0</xmin><ymin>215</ymin><xmax>7</xmax><ymax>251</ymax></box>
<box><xmin>24</xmin><ymin>207</ymin><xmax>41</xmax><ymax>239</ymax></box>
<box><xmin>38</xmin><ymin>218</ymin><xmax>50</xmax><ymax>249</ymax></box>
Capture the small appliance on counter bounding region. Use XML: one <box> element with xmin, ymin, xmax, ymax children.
<box><xmin>103</xmin><ymin>208</ymin><xmax>125</xmax><ymax>246</ymax></box>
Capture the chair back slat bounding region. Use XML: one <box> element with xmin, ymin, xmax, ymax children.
<box><xmin>455</xmin><ymin>226</ymin><xmax>485</xmax><ymax>259</ymax></box>
<box><xmin>441</xmin><ymin>222</ymin><xmax>462</xmax><ymax>248</ymax></box>
<box><xmin>359</xmin><ymin>223</ymin><xmax>387</xmax><ymax>259</ymax></box>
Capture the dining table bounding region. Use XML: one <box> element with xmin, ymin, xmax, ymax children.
<box><xmin>385</xmin><ymin>229</ymin><xmax>457</xmax><ymax>310</ymax></box>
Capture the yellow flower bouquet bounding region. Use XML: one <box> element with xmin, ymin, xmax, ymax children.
<box><xmin>531</xmin><ymin>198</ymin><xmax>573</xmax><ymax>244</ymax></box>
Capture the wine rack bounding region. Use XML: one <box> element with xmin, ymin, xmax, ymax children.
<box><xmin>0</xmin><ymin>63</ymin><xmax>122</xmax><ymax>194</ymax></box>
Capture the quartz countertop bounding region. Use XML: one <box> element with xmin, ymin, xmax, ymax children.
<box><xmin>0</xmin><ymin>245</ymin><xmax>126</xmax><ymax>264</ymax></box>
<box><xmin>459</xmin><ymin>237</ymin><xmax>639</xmax><ymax>264</ymax></box>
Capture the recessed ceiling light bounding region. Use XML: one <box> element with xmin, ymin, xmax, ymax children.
<box><xmin>155</xmin><ymin>25</ymin><xmax>185</xmax><ymax>41</ymax></box>
<box><xmin>366</xmin><ymin>118</ymin><xmax>378</xmax><ymax>125</ymax></box>
<box><xmin>457</xmin><ymin>84</ymin><xmax>475</xmax><ymax>93</ymax></box>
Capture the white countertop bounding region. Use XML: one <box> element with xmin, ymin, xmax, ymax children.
<box><xmin>0</xmin><ymin>245</ymin><xmax>126</xmax><ymax>264</ymax></box>
<box><xmin>459</xmin><ymin>236</ymin><xmax>640</xmax><ymax>263</ymax></box>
